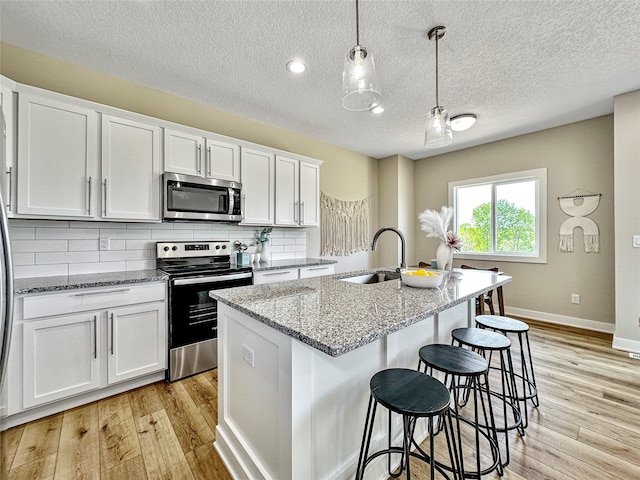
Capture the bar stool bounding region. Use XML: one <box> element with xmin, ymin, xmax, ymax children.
<box><xmin>450</xmin><ymin>328</ymin><xmax>523</xmax><ymax>469</ymax></box>
<box><xmin>476</xmin><ymin>315</ymin><xmax>539</xmax><ymax>429</ymax></box>
<box><xmin>418</xmin><ymin>344</ymin><xmax>502</xmax><ymax>478</ymax></box>
<box><xmin>355</xmin><ymin>368</ymin><xmax>461</xmax><ymax>480</ymax></box>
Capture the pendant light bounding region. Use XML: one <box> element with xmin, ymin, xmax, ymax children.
<box><xmin>342</xmin><ymin>0</ymin><xmax>381</xmax><ymax>111</ymax></box>
<box><xmin>424</xmin><ymin>25</ymin><xmax>453</xmax><ymax>148</ymax></box>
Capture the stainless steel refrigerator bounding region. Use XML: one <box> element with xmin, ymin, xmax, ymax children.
<box><xmin>0</xmin><ymin>107</ymin><xmax>14</xmax><ymax>388</ymax></box>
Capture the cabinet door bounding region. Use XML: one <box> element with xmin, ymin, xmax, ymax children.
<box><xmin>299</xmin><ymin>161</ymin><xmax>320</xmax><ymax>227</ymax></box>
<box><xmin>107</xmin><ymin>302</ymin><xmax>166</xmax><ymax>384</ymax></box>
<box><xmin>241</xmin><ymin>147</ymin><xmax>275</xmax><ymax>225</ymax></box>
<box><xmin>275</xmin><ymin>156</ymin><xmax>300</xmax><ymax>226</ymax></box>
<box><xmin>206</xmin><ymin>138</ymin><xmax>240</xmax><ymax>182</ymax></box>
<box><xmin>17</xmin><ymin>93</ymin><xmax>98</xmax><ymax>217</ymax></box>
<box><xmin>1</xmin><ymin>81</ymin><xmax>15</xmax><ymax>214</ymax></box>
<box><xmin>102</xmin><ymin>115</ymin><xmax>161</xmax><ymax>221</ymax></box>
<box><xmin>23</xmin><ymin>313</ymin><xmax>100</xmax><ymax>408</ymax></box>
<box><xmin>299</xmin><ymin>265</ymin><xmax>335</xmax><ymax>278</ymax></box>
<box><xmin>164</xmin><ymin>128</ymin><xmax>203</xmax><ymax>176</ymax></box>
<box><xmin>253</xmin><ymin>269</ymin><xmax>299</xmax><ymax>284</ymax></box>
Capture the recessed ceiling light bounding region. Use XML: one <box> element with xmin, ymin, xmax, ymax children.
<box><xmin>450</xmin><ymin>114</ymin><xmax>477</xmax><ymax>131</ymax></box>
<box><xmin>286</xmin><ymin>60</ymin><xmax>307</xmax><ymax>74</ymax></box>
<box><xmin>370</xmin><ymin>105</ymin><xmax>385</xmax><ymax>114</ymax></box>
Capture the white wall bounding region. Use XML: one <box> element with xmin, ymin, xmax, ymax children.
<box><xmin>613</xmin><ymin>90</ymin><xmax>640</xmax><ymax>353</ymax></box>
<box><xmin>8</xmin><ymin>219</ymin><xmax>306</xmax><ymax>278</ymax></box>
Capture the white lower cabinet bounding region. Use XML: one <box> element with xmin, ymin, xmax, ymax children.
<box><xmin>23</xmin><ymin>312</ymin><xmax>100</xmax><ymax>408</ymax></box>
<box><xmin>253</xmin><ymin>264</ymin><xmax>334</xmax><ymax>284</ymax></box>
<box><xmin>18</xmin><ymin>283</ymin><xmax>167</xmax><ymax>411</ymax></box>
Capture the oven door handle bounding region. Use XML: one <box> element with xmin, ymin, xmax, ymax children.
<box><xmin>172</xmin><ymin>272</ymin><xmax>253</xmax><ymax>286</ymax></box>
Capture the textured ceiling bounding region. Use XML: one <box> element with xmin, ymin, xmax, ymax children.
<box><xmin>1</xmin><ymin>0</ymin><xmax>639</xmax><ymax>160</ymax></box>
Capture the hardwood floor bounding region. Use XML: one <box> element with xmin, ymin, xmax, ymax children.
<box><xmin>2</xmin><ymin>321</ymin><xmax>639</xmax><ymax>479</ymax></box>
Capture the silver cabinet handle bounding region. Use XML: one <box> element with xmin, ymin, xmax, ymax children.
<box><xmin>263</xmin><ymin>270</ymin><xmax>294</xmax><ymax>276</ymax></box>
<box><xmin>306</xmin><ymin>266</ymin><xmax>329</xmax><ymax>271</ymax></box>
<box><xmin>6</xmin><ymin>167</ymin><xmax>12</xmax><ymax>210</ymax></box>
<box><xmin>74</xmin><ymin>288</ymin><xmax>130</xmax><ymax>296</ymax></box>
<box><xmin>294</xmin><ymin>201</ymin><xmax>298</xmax><ymax>223</ymax></box>
<box><xmin>300</xmin><ymin>201</ymin><xmax>305</xmax><ymax>225</ymax></box>
<box><xmin>93</xmin><ymin>315</ymin><xmax>97</xmax><ymax>359</ymax></box>
<box><xmin>87</xmin><ymin>176</ymin><xmax>92</xmax><ymax>214</ymax></box>
<box><xmin>110</xmin><ymin>313</ymin><xmax>115</xmax><ymax>355</ymax></box>
<box><xmin>102</xmin><ymin>179</ymin><xmax>108</xmax><ymax>216</ymax></box>
<box><xmin>197</xmin><ymin>144</ymin><xmax>202</xmax><ymax>175</ymax></box>
<box><xmin>241</xmin><ymin>194</ymin><xmax>245</xmax><ymax>221</ymax></box>
<box><xmin>207</xmin><ymin>146</ymin><xmax>212</xmax><ymax>177</ymax></box>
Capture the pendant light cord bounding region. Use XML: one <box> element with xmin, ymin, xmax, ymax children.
<box><xmin>435</xmin><ymin>32</ymin><xmax>439</xmax><ymax>107</ymax></box>
<box><xmin>355</xmin><ymin>0</ymin><xmax>360</xmax><ymax>46</ymax></box>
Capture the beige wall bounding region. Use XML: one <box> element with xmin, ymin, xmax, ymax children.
<box><xmin>613</xmin><ymin>90</ymin><xmax>640</xmax><ymax>351</ymax></box>
<box><xmin>0</xmin><ymin>42</ymin><xmax>379</xmax><ymax>273</ymax></box>
<box><xmin>414</xmin><ymin>116</ymin><xmax>615</xmax><ymax>329</ymax></box>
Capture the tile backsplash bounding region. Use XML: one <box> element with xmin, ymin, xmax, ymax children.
<box><xmin>8</xmin><ymin>219</ymin><xmax>307</xmax><ymax>278</ymax></box>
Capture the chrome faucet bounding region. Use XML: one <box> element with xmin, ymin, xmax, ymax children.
<box><xmin>371</xmin><ymin>227</ymin><xmax>406</xmax><ymax>272</ymax></box>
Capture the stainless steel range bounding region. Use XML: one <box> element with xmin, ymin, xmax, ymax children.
<box><xmin>157</xmin><ymin>240</ymin><xmax>253</xmax><ymax>381</ymax></box>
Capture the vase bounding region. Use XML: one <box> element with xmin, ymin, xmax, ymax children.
<box><xmin>259</xmin><ymin>242</ymin><xmax>269</xmax><ymax>263</ymax></box>
<box><xmin>436</xmin><ymin>242</ymin><xmax>453</xmax><ymax>271</ymax></box>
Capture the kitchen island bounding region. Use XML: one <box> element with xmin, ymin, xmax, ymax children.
<box><xmin>210</xmin><ymin>268</ymin><xmax>511</xmax><ymax>480</ymax></box>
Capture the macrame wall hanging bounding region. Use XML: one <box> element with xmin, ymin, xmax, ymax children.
<box><xmin>558</xmin><ymin>189</ymin><xmax>601</xmax><ymax>253</ymax></box>
<box><xmin>320</xmin><ymin>192</ymin><xmax>369</xmax><ymax>256</ymax></box>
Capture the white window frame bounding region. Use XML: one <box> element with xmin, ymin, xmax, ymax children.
<box><xmin>448</xmin><ymin>168</ymin><xmax>547</xmax><ymax>264</ymax></box>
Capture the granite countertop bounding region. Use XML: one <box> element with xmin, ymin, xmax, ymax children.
<box><xmin>14</xmin><ymin>269</ymin><xmax>168</xmax><ymax>295</ymax></box>
<box><xmin>211</xmin><ymin>268</ymin><xmax>511</xmax><ymax>357</ymax></box>
<box><xmin>251</xmin><ymin>258</ymin><xmax>337</xmax><ymax>272</ymax></box>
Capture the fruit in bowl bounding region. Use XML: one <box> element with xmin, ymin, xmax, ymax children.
<box><xmin>401</xmin><ymin>269</ymin><xmax>443</xmax><ymax>288</ymax></box>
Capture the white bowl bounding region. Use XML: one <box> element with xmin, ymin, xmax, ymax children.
<box><xmin>401</xmin><ymin>269</ymin><xmax>444</xmax><ymax>288</ymax></box>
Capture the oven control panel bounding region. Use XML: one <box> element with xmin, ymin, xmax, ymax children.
<box><xmin>157</xmin><ymin>241</ymin><xmax>231</xmax><ymax>259</ymax></box>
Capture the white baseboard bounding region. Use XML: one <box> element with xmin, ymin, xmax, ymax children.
<box><xmin>505</xmin><ymin>306</ymin><xmax>615</xmax><ymax>334</ymax></box>
<box><xmin>612</xmin><ymin>336</ymin><xmax>640</xmax><ymax>354</ymax></box>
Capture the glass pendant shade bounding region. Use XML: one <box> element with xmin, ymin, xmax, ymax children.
<box><xmin>424</xmin><ymin>106</ymin><xmax>453</xmax><ymax>148</ymax></box>
<box><xmin>342</xmin><ymin>45</ymin><xmax>381</xmax><ymax>111</ymax></box>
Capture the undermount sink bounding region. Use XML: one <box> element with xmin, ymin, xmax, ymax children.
<box><xmin>340</xmin><ymin>271</ymin><xmax>400</xmax><ymax>285</ymax></box>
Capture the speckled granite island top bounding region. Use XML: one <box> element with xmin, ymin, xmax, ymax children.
<box><xmin>14</xmin><ymin>269</ymin><xmax>168</xmax><ymax>295</ymax></box>
<box><xmin>211</xmin><ymin>268</ymin><xmax>511</xmax><ymax>357</ymax></box>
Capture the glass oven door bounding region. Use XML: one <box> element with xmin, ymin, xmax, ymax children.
<box><xmin>169</xmin><ymin>272</ymin><xmax>252</xmax><ymax>349</ymax></box>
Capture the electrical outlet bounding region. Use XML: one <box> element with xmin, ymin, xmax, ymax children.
<box><xmin>629</xmin><ymin>352</ymin><xmax>640</xmax><ymax>360</ymax></box>
<box><xmin>99</xmin><ymin>238</ymin><xmax>110</xmax><ymax>251</ymax></box>
<box><xmin>242</xmin><ymin>344</ymin><xmax>254</xmax><ymax>367</ymax></box>
<box><xmin>571</xmin><ymin>294</ymin><xmax>580</xmax><ymax>304</ymax></box>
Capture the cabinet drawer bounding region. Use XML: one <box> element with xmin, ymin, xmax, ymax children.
<box><xmin>299</xmin><ymin>265</ymin><xmax>335</xmax><ymax>279</ymax></box>
<box><xmin>253</xmin><ymin>269</ymin><xmax>298</xmax><ymax>285</ymax></box>
<box><xmin>22</xmin><ymin>282</ymin><xmax>166</xmax><ymax>320</ymax></box>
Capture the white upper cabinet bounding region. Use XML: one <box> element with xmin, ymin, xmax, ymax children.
<box><xmin>206</xmin><ymin>137</ymin><xmax>240</xmax><ymax>182</ymax></box>
<box><xmin>1</xmin><ymin>76</ymin><xmax>16</xmax><ymax>214</ymax></box>
<box><xmin>241</xmin><ymin>147</ymin><xmax>275</xmax><ymax>225</ymax></box>
<box><xmin>275</xmin><ymin>156</ymin><xmax>320</xmax><ymax>227</ymax></box>
<box><xmin>299</xmin><ymin>161</ymin><xmax>320</xmax><ymax>227</ymax></box>
<box><xmin>101</xmin><ymin>115</ymin><xmax>161</xmax><ymax>221</ymax></box>
<box><xmin>163</xmin><ymin>128</ymin><xmax>203</xmax><ymax>176</ymax></box>
<box><xmin>17</xmin><ymin>91</ymin><xmax>98</xmax><ymax>218</ymax></box>
<box><xmin>164</xmin><ymin>128</ymin><xmax>240</xmax><ymax>182</ymax></box>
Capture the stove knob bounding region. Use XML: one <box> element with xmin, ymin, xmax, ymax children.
<box><xmin>163</xmin><ymin>246</ymin><xmax>170</xmax><ymax>252</ymax></box>
<box><xmin>172</xmin><ymin>246</ymin><xmax>178</xmax><ymax>251</ymax></box>
<box><xmin>222</xmin><ymin>245</ymin><xmax>227</xmax><ymax>249</ymax></box>
<box><xmin>215</xmin><ymin>245</ymin><xmax>221</xmax><ymax>250</ymax></box>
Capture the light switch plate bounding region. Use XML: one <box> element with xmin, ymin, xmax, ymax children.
<box><xmin>633</xmin><ymin>235</ymin><xmax>640</xmax><ymax>248</ymax></box>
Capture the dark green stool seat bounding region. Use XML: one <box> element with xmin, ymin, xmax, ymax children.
<box><xmin>476</xmin><ymin>315</ymin><xmax>539</xmax><ymax>429</ymax></box>
<box><xmin>451</xmin><ymin>327</ymin><xmax>523</xmax><ymax>469</ymax></box>
<box><xmin>355</xmin><ymin>368</ymin><xmax>461</xmax><ymax>480</ymax></box>
<box><xmin>419</xmin><ymin>344</ymin><xmax>502</xmax><ymax>478</ymax></box>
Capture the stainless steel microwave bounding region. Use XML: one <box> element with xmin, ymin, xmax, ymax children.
<box><xmin>163</xmin><ymin>173</ymin><xmax>242</xmax><ymax>222</ymax></box>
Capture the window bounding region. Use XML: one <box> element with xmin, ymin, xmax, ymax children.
<box><xmin>449</xmin><ymin>168</ymin><xmax>547</xmax><ymax>263</ymax></box>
